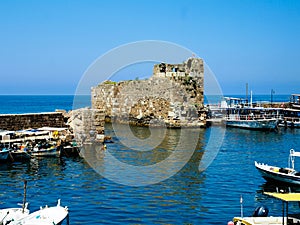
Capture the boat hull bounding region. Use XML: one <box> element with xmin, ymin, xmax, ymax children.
<box><xmin>225</xmin><ymin>118</ymin><xmax>279</xmax><ymax>130</ymax></box>
<box><xmin>0</xmin><ymin>208</ymin><xmax>30</xmax><ymax>225</ymax></box>
<box><xmin>279</xmin><ymin>120</ymin><xmax>300</xmax><ymax>128</ymax></box>
<box><xmin>255</xmin><ymin>161</ymin><xmax>300</xmax><ymax>185</ymax></box>
<box><xmin>9</xmin><ymin>201</ymin><xmax>68</xmax><ymax>225</ymax></box>
<box><xmin>0</xmin><ymin>150</ymin><xmax>9</xmax><ymax>161</ymax></box>
<box><xmin>10</xmin><ymin>151</ymin><xmax>31</xmax><ymax>161</ymax></box>
<box><xmin>30</xmin><ymin>148</ymin><xmax>60</xmax><ymax>157</ymax></box>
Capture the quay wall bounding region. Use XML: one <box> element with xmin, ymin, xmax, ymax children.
<box><xmin>0</xmin><ymin>112</ymin><xmax>65</xmax><ymax>131</ymax></box>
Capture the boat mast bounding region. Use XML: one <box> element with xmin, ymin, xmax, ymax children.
<box><xmin>245</xmin><ymin>83</ymin><xmax>248</xmax><ymax>106</ymax></box>
<box><xmin>22</xmin><ymin>180</ymin><xmax>27</xmax><ymax>213</ymax></box>
<box><xmin>240</xmin><ymin>195</ymin><xmax>243</xmax><ymax>217</ymax></box>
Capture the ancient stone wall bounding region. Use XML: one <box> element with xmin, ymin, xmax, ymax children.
<box><xmin>67</xmin><ymin>108</ymin><xmax>105</xmax><ymax>144</ymax></box>
<box><xmin>91</xmin><ymin>57</ymin><xmax>206</xmax><ymax>128</ymax></box>
<box><xmin>0</xmin><ymin>112</ymin><xmax>65</xmax><ymax>131</ymax></box>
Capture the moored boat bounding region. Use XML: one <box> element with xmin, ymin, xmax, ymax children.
<box><xmin>255</xmin><ymin>149</ymin><xmax>300</xmax><ymax>185</ymax></box>
<box><xmin>9</xmin><ymin>199</ymin><xmax>68</xmax><ymax>225</ymax></box>
<box><xmin>209</xmin><ymin>96</ymin><xmax>282</xmax><ymax>130</ymax></box>
<box><xmin>225</xmin><ymin>116</ymin><xmax>280</xmax><ymax>130</ymax></box>
<box><xmin>30</xmin><ymin>147</ymin><xmax>60</xmax><ymax>157</ymax></box>
<box><xmin>231</xmin><ymin>191</ymin><xmax>300</xmax><ymax>225</ymax></box>
<box><xmin>279</xmin><ymin>108</ymin><xmax>300</xmax><ymax>128</ymax></box>
<box><xmin>0</xmin><ymin>203</ymin><xmax>30</xmax><ymax>225</ymax></box>
<box><xmin>9</xmin><ymin>150</ymin><xmax>31</xmax><ymax>161</ymax></box>
<box><xmin>0</xmin><ymin>148</ymin><xmax>10</xmax><ymax>161</ymax></box>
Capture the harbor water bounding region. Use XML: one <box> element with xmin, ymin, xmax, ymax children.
<box><xmin>0</xmin><ymin>95</ymin><xmax>300</xmax><ymax>224</ymax></box>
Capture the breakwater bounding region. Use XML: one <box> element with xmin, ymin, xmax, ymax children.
<box><xmin>0</xmin><ymin>112</ymin><xmax>65</xmax><ymax>131</ymax></box>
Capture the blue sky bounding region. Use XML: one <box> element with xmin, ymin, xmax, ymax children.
<box><xmin>0</xmin><ymin>0</ymin><xmax>300</xmax><ymax>95</ymax></box>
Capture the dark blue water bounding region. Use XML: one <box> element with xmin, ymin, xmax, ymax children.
<box><xmin>0</xmin><ymin>94</ymin><xmax>291</xmax><ymax>114</ymax></box>
<box><xmin>0</xmin><ymin>95</ymin><xmax>299</xmax><ymax>224</ymax></box>
<box><xmin>0</xmin><ymin>95</ymin><xmax>90</xmax><ymax>114</ymax></box>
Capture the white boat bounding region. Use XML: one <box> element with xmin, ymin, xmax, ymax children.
<box><xmin>289</xmin><ymin>94</ymin><xmax>300</xmax><ymax>109</ymax></box>
<box><xmin>0</xmin><ymin>203</ymin><xmax>29</xmax><ymax>225</ymax></box>
<box><xmin>279</xmin><ymin>108</ymin><xmax>300</xmax><ymax>128</ymax></box>
<box><xmin>9</xmin><ymin>199</ymin><xmax>68</xmax><ymax>225</ymax></box>
<box><xmin>232</xmin><ymin>191</ymin><xmax>300</xmax><ymax>225</ymax></box>
<box><xmin>30</xmin><ymin>147</ymin><xmax>60</xmax><ymax>157</ymax></box>
<box><xmin>213</xmin><ymin>96</ymin><xmax>282</xmax><ymax>130</ymax></box>
<box><xmin>225</xmin><ymin>115</ymin><xmax>279</xmax><ymax>130</ymax></box>
<box><xmin>255</xmin><ymin>149</ymin><xmax>300</xmax><ymax>185</ymax></box>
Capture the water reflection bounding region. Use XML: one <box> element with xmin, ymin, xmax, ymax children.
<box><xmin>81</xmin><ymin>123</ymin><xmax>207</xmax><ymax>187</ymax></box>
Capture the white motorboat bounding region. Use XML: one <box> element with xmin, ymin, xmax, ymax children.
<box><xmin>9</xmin><ymin>199</ymin><xmax>68</xmax><ymax>225</ymax></box>
<box><xmin>255</xmin><ymin>149</ymin><xmax>300</xmax><ymax>185</ymax></box>
<box><xmin>0</xmin><ymin>203</ymin><xmax>29</xmax><ymax>225</ymax></box>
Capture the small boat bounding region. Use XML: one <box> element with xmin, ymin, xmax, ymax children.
<box><xmin>231</xmin><ymin>191</ymin><xmax>300</xmax><ymax>225</ymax></box>
<box><xmin>0</xmin><ymin>203</ymin><xmax>30</xmax><ymax>225</ymax></box>
<box><xmin>255</xmin><ymin>149</ymin><xmax>300</xmax><ymax>185</ymax></box>
<box><xmin>0</xmin><ymin>148</ymin><xmax>10</xmax><ymax>161</ymax></box>
<box><xmin>9</xmin><ymin>199</ymin><xmax>68</xmax><ymax>225</ymax></box>
<box><xmin>289</xmin><ymin>93</ymin><xmax>300</xmax><ymax>109</ymax></box>
<box><xmin>30</xmin><ymin>147</ymin><xmax>60</xmax><ymax>157</ymax></box>
<box><xmin>30</xmin><ymin>141</ymin><xmax>60</xmax><ymax>157</ymax></box>
<box><xmin>279</xmin><ymin>108</ymin><xmax>300</xmax><ymax>128</ymax></box>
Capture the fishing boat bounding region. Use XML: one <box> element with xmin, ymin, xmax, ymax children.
<box><xmin>30</xmin><ymin>147</ymin><xmax>60</xmax><ymax>157</ymax></box>
<box><xmin>0</xmin><ymin>203</ymin><xmax>30</xmax><ymax>225</ymax></box>
<box><xmin>231</xmin><ymin>191</ymin><xmax>300</xmax><ymax>225</ymax></box>
<box><xmin>279</xmin><ymin>108</ymin><xmax>300</xmax><ymax>128</ymax></box>
<box><xmin>289</xmin><ymin>94</ymin><xmax>300</xmax><ymax>109</ymax></box>
<box><xmin>9</xmin><ymin>150</ymin><xmax>31</xmax><ymax>161</ymax></box>
<box><xmin>0</xmin><ymin>148</ymin><xmax>10</xmax><ymax>161</ymax></box>
<box><xmin>30</xmin><ymin>142</ymin><xmax>60</xmax><ymax>157</ymax></box>
<box><xmin>0</xmin><ymin>180</ymin><xmax>30</xmax><ymax>225</ymax></box>
<box><xmin>9</xmin><ymin>199</ymin><xmax>68</xmax><ymax>225</ymax></box>
<box><xmin>255</xmin><ymin>149</ymin><xmax>300</xmax><ymax>185</ymax></box>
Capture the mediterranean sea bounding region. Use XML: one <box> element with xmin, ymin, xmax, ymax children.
<box><xmin>0</xmin><ymin>94</ymin><xmax>299</xmax><ymax>224</ymax></box>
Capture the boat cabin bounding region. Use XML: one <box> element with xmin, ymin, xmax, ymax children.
<box><xmin>290</xmin><ymin>94</ymin><xmax>300</xmax><ymax>109</ymax></box>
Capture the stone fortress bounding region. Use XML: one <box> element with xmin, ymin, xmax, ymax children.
<box><xmin>91</xmin><ymin>57</ymin><xmax>206</xmax><ymax>128</ymax></box>
<box><xmin>0</xmin><ymin>58</ymin><xmax>206</xmax><ymax>145</ymax></box>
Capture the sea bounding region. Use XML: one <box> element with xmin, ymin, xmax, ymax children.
<box><xmin>0</xmin><ymin>94</ymin><xmax>300</xmax><ymax>224</ymax></box>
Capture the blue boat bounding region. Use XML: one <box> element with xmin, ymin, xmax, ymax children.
<box><xmin>0</xmin><ymin>148</ymin><xmax>10</xmax><ymax>161</ymax></box>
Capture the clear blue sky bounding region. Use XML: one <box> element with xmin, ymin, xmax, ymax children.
<box><xmin>0</xmin><ymin>0</ymin><xmax>300</xmax><ymax>95</ymax></box>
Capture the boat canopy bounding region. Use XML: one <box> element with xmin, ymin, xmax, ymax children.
<box><xmin>290</xmin><ymin>149</ymin><xmax>300</xmax><ymax>157</ymax></box>
<box><xmin>264</xmin><ymin>192</ymin><xmax>300</xmax><ymax>202</ymax></box>
<box><xmin>38</xmin><ymin>127</ymin><xmax>68</xmax><ymax>131</ymax></box>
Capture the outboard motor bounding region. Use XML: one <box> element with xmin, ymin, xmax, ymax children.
<box><xmin>252</xmin><ymin>205</ymin><xmax>269</xmax><ymax>217</ymax></box>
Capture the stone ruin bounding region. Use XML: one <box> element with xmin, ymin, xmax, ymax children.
<box><xmin>91</xmin><ymin>57</ymin><xmax>206</xmax><ymax>128</ymax></box>
<box><xmin>67</xmin><ymin>108</ymin><xmax>105</xmax><ymax>144</ymax></box>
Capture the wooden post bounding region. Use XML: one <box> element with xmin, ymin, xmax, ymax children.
<box><xmin>22</xmin><ymin>180</ymin><xmax>27</xmax><ymax>213</ymax></box>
